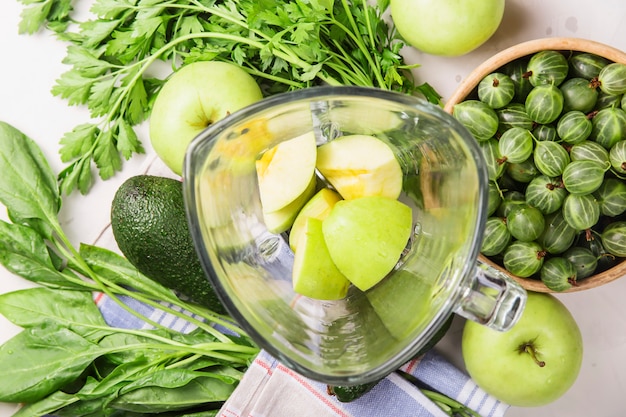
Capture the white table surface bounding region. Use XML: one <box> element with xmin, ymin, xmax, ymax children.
<box><xmin>1</xmin><ymin>1</ymin><xmax>625</xmax><ymax>416</ymax></box>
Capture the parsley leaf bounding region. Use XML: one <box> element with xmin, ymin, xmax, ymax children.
<box><xmin>18</xmin><ymin>0</ymin><xmax>73</xmax><ymax>34</ymax></box>
<box><xmin>20</xmin><ymin>0</ymin><xmax>441</xmax><ymax>194</ymax></box>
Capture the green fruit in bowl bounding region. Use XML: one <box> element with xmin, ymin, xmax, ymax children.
<box><xmin>389</xmin><ymin>0</ymin><xmax>505</xmax><ymax>56</ymax></box>
<box><xmin>462</xmin><ymin>292</ymin><xmax>583</xmax><ymax>407</ymax></box>
<box><xmin>150</xmin><ymin>61</ymin><xmax>263</xmax><ymax>175</ymax></box>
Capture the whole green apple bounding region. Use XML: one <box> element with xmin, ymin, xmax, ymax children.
<box><xmin>150</xmin><ymin>61</ymin><xmax>263</xmax><ymax>175</ymax></box>
<box><xmin>390</xmin><ymin>0</ymin><xmax>505</xmax><ymax>56</ymax></box>
<box><xmin>462</xmin><ymin>292</ymin><xmax>583</xmax><ymax>407</ymax></box>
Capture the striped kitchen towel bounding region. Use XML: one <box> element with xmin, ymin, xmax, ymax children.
<box><xmin>217</xmin><ymin>349</ymin><xmax>508</xmax><ymax>417</ymax></box>
<box><xmin>94</xmin><ymin>286</ymin><xmax>508</xmax><ymax>417</ymax></box>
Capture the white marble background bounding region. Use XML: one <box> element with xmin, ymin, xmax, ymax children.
<box><xmin>1</xmin><ymin>1</ymin><xmax>625</xmax><ymax>416</ymax></box>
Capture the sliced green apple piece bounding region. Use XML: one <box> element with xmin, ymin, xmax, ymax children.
<box><xmin>316</xmin><ymin>134</ymin><xmax>403</xmax><ymax>200</ymax></box>
<box><xmin>329</xmin><ymin>106</ymin><xmax>403</xmax><ymax>135</ymax></box>
<box><xmin>263</xmin><ymin>175</ymin><xmax>317</xmax><ymax>233</ymax></box>
<box><xmin>292</xmin><ymin>218</ymin><xmax>351</xmax><ymax>300</ymax></box>
<box><xmin>289</xmin><ymin>187</ymin><xmax>342</xmax><ymax>251</ymax></box>
<box><xmin>322</xmin><ymin>196</ymin><xmax>413</xmax><ymax>291</ymax></box>
<box><xmin>256</xmin><ymin>131</ymin><xmax>317</xmax><ymax>212</ymax></box>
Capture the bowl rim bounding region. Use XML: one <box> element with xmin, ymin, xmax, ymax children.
<box><xmin>444</xmin><ymin>37</ymin><xmax>626</xmax><ymax>293</ymax></box>
<box><xmin>445</xmin><ymin>37</ymin><xmax>626</xmax><ymax>112</ymax></box>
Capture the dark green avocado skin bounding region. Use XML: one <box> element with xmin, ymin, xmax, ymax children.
<box><xmin>111</xmin><ymin>175</ymin><xmax>225</xmax><ymax>314</ymax></box>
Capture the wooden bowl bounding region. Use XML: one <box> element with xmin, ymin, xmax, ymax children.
<box><xmin>444</xmin><ymin>37</ymin><xmax>626</xmax><ymax>293</ymax></box>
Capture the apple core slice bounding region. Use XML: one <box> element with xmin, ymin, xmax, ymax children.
<box><xmin>289</xmin><ymin>187</ymin><xmax>342</xmax><ymax>251</ymax></box>
<box><xmin>256</xmin><ymin>131</ymin><xmax>317</xmax><ymax>212</ymax></box>
<box><xmin>292</xmin><ymin>218</ymin><xmax>351</xmax><ymax>300</ymax></box>
<box><xmin>316</xmin><ymin>134</ymin><xmax>403</xmax><ymax>200</ymax></box>
<box><xmin>322</xmin><ymin>196</ymin><xmax>413</xmax><ymax>291</ymax></box>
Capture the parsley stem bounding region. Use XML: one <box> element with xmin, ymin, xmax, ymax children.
<box><xmin>360</xmin><ymin>0</ymin><xmax>378</xmax><ymax>53</ymax></box>
<box><xmin>332</xmin><ymin>0</ymin><xmax>386</xmax><ymax>88</ymax></box>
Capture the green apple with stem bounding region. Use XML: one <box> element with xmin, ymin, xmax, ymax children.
<box><xmin>322</xmin><ymin>196</ymin><xmax>413</xmax><ymax>291</ymax></box>
<box><xmin>462</xmin><ymin>291</ymin><xmax>583</xmax><ymax>407</ymax></box>
<box><xmin>289</xmin><ymin>188</ymin><xmax>342</xmax><ymax>251</ymax></box>
<box><xmin>150</xmin><ymin>61</ymin><xmax>263</xmax><ymax>175</ymax></box>
<box><xmin>390</xmin><ymin>0</ymin><xmax>505</xmax><ymax>56</ymax></box>
<box><xmin>292</xmin><ymin>217</ymin><xmax>351</xmax><ymax>300</ymax></box>
<box><xmin>316</xmin><ymin>134</ymin><xmax>403</xmax><ymax>200</ymax></box>
<box><xmin>256</xmin><ymin>131</ymin><xmax>317</xmax><ymax>213</ymax></box>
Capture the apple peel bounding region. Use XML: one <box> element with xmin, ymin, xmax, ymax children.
<box><xmin>292</xmin><ymin>218</ymin><xmax>351</xmax><ymax>300</ymax></box>
<box><xmin>322</xmin><ymin>196</ymin><xmax>413</xmax><ymax>291</ymax></box>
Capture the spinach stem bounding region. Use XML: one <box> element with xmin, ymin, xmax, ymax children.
<box><xmin>104</xmin><ymin>341</ymin><xmax>258</xmax><ymax>365</ymax></box>
<box><xmin>419</xmin><ymin>389</ymin><xmax>483</xmax><ymax>417</ymax></box>
<box><xmin>49</xmin><ymin>221</ymin><xmax>246</xmax><ymax>342</ymax></box>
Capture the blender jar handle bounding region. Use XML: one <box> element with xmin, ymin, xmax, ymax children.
<box><xmin>454</xmin><ymin>259</ymin><xmax>527</xmax><ymax>332</ymax></box>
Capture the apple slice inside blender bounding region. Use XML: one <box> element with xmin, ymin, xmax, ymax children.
<box><xmin>256</xmin><ymin>130</ymin><xmax>317</xmax><ymax>212</ymax></box>
<box><xmin>322</xmin><ymin>196</ymin><xmax>413</xmax><ymax>291</ymax></box>
<box><xmin>262</xmin><ymin>175</ymin><xmax>317</xmax><ymax>233</ymax></box>
<box><xmin>316</xmin><ymin>134</ymin><xmax>403</xmax><ymax>200</ymax></box>
<box><xmin>292</xmin><ymin>217</ymin><xmax>351</xmax><ymax>300</ymax></box>
<box><xmin>288</xmin><ymin>187</ymin><xmax>343</xmax><ymax>251</ymax></box>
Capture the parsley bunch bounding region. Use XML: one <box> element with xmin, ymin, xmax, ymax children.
<box><xmin>19</xmin><ymin>0</ymin><xmax>440</xmax><ymax>195</ymax></box>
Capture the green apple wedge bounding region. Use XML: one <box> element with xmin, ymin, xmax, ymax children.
<box><xmin>288</xmin><ymin>188</ymin><xmax>342</xmax><ymax>251</ymax></box>
<box><xmin>365</xmin><ymin>269</ymin><xmax>435</xmax><ymax>340</ymax></box>
<box><xmin>150</xmin><ymin>61</ymin><xmax>263</xmax><ymax>175</ymax></box>
<box><xmin>262</xmin><ymin>175</ymin><xmax>317</xmax><ymax>233</ymax></box>
<box><xmin>292</xmin><ymin>217</ymin><xmax>351</xmax><ymax>300</ymax></box>
<box><xmin>316</xmin><ymin>134</ymin><xmax>403</xmax><ymax>200</ymax></box>
<box><xmin>323</xmin><ymin>196</ymin><xmax>413</xmax><ymax>291</ymax></box>
<box><xmin>256</xmin><ymin>131</ymin><xmax>317</xmax><ymax>213</ymax></box>
<box><xmin>328</xmin><ymin>106</ymin><xmax>403</xmax><ymax>135</ymax></box>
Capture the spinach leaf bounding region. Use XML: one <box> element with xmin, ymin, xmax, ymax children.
<box><xmin>0</xmin><ymin>122</ymin><xmax>257</xmax><ymax>415</ymax></box>
<box><xmin>0</xmin><ymin>288</ymin><xmax>109</xmax><ymax>340</ymax></box>
<box><xmin>0</xmin><ymin>220</ymin><xmax>85</xmax><ymax>289</ymax></box>
<box><xmin>79</xmin><ymin>243</ymin><xmax>179</xmax><ymax>302</ymax></box>
<box><xmin>0</xmin><ymin>122</ymin><xmax>60</xmax><ymax>237</ymax></box>
<box><xmin>96</xmin><ymin>331</ymin><xmax>175</xmax><ymax>366</ymax></box>
<box><xmin>0</xmin><ymin>323</ymin><xmax>104</xmax><ymax>403</ymax></box>
<box><xmin>12</xmin><ymin>390</ymin><xmax>79</xmax><ymax>417</ymax></box>
<box><xmin>177</xmin><ymin>411</ymin><xmax>219</xmax><ymax>417</ymax></box>
<box><xmin>109</xmin><ymin>369</ymin><xmax>238</xmax><ymax>413</ymax></box>
<box><xmin>76</xmin><ymin>359</ymin><xmax>161</xmax><ymax>402</ymax></box>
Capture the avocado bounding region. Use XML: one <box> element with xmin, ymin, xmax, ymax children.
<box><xmin>110</xmin><ymin>175</ymin><xmax>225</xmax><ymax>314</ymax></box>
